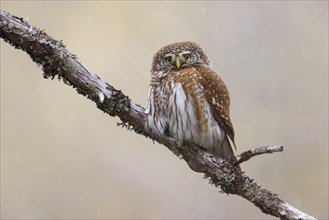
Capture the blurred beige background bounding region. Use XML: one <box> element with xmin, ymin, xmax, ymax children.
<box><xmin>1</xmin><ymin>1</ymin><xmax>328</xmax><ymax>219</ymax></box>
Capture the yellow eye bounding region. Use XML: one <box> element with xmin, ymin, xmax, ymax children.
<box><xmin>165</xmin><ymin>56</ymin><xmax>172</xmax><ymax>63</ymax></box>
<box><xmin>184</xmin><ymin>54</ymin><xmax>191</xmax><ymax>61</ymax></box>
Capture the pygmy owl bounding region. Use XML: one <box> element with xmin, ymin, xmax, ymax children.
<box><xmin>145</xmin><ymin>41</ymin><xmax>240</xmax><ymax>172</ymax></box>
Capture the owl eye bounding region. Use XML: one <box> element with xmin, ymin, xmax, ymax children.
<box><xmin>165</xmin><ymin>56</ymin><xmax>172</xmax><ymax>63</ymax></box>
<box><xmin>183</xmin><ymin>54</ymin><xmax>191</xmax><ymax>61</ymax></box>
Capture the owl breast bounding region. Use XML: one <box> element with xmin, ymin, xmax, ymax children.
<box><xmin>145</xmin><ymin>67</ymin><xmax>225</xmax><ymax>152</ymax></box>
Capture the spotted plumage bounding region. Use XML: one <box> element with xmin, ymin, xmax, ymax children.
<box><xmin>145</xmin><ymin>41</ymin><xmax>240</xmax><ymax>172</ymax></box>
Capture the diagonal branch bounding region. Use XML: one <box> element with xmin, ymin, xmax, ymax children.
<box><xmin>0</xmin><ymin>10</ymin><xmax>317</xmax><ymax>220</ymax></box>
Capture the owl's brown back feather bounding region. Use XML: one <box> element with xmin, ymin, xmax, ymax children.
<box><xmin>194</xmin><ymin>66</ymin><xmax>236</xmax><ymax>148</ymax></box>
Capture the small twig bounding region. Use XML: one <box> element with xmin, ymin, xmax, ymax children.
<box><xmin>233</xmin><ymin>145</ymin><xmax>284</xmax><ymax>166</ymax></box>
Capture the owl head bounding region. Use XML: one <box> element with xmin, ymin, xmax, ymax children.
<box><xmin>151</xmin><ymin>41</ymin><xmax>211</xmax><ymax>74</ymax></box>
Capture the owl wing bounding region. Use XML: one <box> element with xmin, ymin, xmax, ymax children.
<box><xmin>195</xmin><ymin>66</ymin><xmax>236</xmax><ymax>148</ymax></box>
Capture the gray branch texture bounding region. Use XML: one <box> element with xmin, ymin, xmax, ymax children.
<box><xmin>0</xmin><ymin>10</ymin><xmax>317</xmax><ymax>220</ymax></box>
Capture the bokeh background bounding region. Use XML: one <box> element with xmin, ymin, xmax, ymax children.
<box><xmin>1</xmin><ymin>1</ymin><xmax>328</xmax><ymax>219</ymax></box>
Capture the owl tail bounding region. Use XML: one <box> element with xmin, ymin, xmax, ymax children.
<box><xmin>183</xmin><ymin>138</ymin><xmax>241</xmax><ymax>172</ymax></box>
<box><xmin>213</xmin><ymin>136</ymin><xmax>241</xmax><ymax>171</ymax></box>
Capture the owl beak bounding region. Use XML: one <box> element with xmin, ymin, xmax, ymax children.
<box><xmin>175</xmin><ymin>59</ymin><xmax>181</xmax><ymax>69</ymax></box>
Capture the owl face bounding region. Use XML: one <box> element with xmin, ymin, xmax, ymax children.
<box><xmin>151</xmin><ymin>41</ymin><xmax>211</xmax><ymax>75</ymax></box>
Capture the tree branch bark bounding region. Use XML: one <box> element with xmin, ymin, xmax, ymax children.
<box><xmin>233</xmin><ymin>145</ymin><xmax>284</xmax><ymax>166</ymax></box>
<box><xmin>0</xmin><ymin>10</ymin><xmax>317</xmax><ymax>220</ymax></box>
